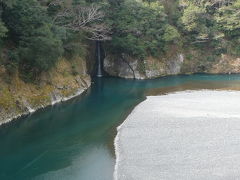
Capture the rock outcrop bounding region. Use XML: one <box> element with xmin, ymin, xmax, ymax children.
<box><xmin>104</xmin><ymin>53</ymin><xmax>240</xmax><ymax>79</ymax></box>
<box><xmin>209</xmin><ymin>55</ymin><xmax>240</xmax><ymax>74</ymax></box>
<box><xmin>104</xmin><ymin>53</ymin><xmax>184</xmax><ymax>79</ymax></box>
<box><xmin>0</xmin><ymin>57</ymin><xmax>91</xmax><ymax>125</ymax></box>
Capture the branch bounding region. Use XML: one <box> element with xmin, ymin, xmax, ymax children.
<box><xmin>54</xmin><ymin>4</ymin><xmax>111</xmax><ymax>41</ymax></box>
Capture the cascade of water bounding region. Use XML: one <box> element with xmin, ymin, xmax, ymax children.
<box><xmin>96</xmin><ymin>41</ymin><xmax>103</xmax><ymax>77</ymax></box>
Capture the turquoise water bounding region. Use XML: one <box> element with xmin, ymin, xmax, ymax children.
<box><xmin>1</xmin><ymin>74</ymin><xmax>240</xmax><ymax>180</ymax></box>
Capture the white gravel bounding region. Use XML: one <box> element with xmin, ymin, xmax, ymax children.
<box><xmin>114</xmin><ymin>90</ymin><xmax>240</xmax><ymax>180</ymax></box>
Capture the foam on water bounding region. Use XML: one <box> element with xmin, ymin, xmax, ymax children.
<box><xmin>114</xmin><ymin>90</ymin><xmax>240</xmax><ymax>180</ymax></box>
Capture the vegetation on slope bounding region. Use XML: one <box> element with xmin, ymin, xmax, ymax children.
<box><xmin>0</xmin><ymin>0</ymin><xmax>240</xmax><ymax>81</ymax></box>
<box><xmin>107</xmin><ymin>0</ymin><xmax>240</xmax><ymax>59</ymax></box>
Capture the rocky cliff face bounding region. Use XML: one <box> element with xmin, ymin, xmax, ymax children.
<box><xmin>104</xmin><ymin>53</ymin><xmax>240</xmax><ymax>79</ymax></box>
<box><xmin>104</xmin><ymin>53</ymin><xmax>184</xmax><ymax>79</ymax></box>
<box><xmin>0</xmin><ymin>57</ymin><xmax>91</xmax><ymax>125</ymax></box>
<box><xmin>209</xmin><ymin>55</ymin><xmax>240</xmax><ymax>74</ymax></box>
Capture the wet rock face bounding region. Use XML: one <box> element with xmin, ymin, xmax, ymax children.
<box><xmin>104</xmin><ymin>54</ymin><xmax>184</xmax><ymax>79</ymax></box>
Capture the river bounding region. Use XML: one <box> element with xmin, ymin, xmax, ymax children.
<box><xmin>1</xmin><ymin>74</ymin><xmax>240</xmax><ymax>180</ymax></box>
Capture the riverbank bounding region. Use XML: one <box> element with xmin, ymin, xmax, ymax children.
<box><xmin>114</xmin><ymin>90</ymin><xmax>240</xmax><ymax>180</ymax></box>
<box><xmin>0</xmin><ymin>57</ymin><xmax>91</xmax><ymax>126</ymax></box>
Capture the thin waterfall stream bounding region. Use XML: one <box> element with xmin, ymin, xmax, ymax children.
<box><xmin>96</xmin><ymin>41</ymin><xmax>103</xmax><ymax>77</ymax></box>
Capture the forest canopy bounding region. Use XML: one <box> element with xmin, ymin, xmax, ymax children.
<box><xmin>0</xmin><ymin>0</ymin><xmax>240</xmax><ymax>80</ymax></box>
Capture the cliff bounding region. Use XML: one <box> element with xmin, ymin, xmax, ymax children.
<box><xmin>0</xmin><ymin>57</ymin><xmax>91</xmax><ymax>125</ymax></box>
<box><xmin>104</xmin><ymin>51</ymin><xmax>240</xmax><ymax>79</ymax></box>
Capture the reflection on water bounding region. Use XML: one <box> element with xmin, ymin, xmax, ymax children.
<box><xmin>1</xmin><ymin>74</ymin><xmax>240</xmax><ymax>180</ymax></box>
<box><xmin>34</xmin><ymin>145</ymin><xmax>114</xmax><ymax>180</ymax></box>
<box><xmin>147</xmin><ymin>80</ymin><xmax>240</xmax><ymax>96</ymax></box>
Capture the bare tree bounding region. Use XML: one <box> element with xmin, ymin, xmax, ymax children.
<box><xmin>50</xmin><ymin>1</ymin><xmax>111</xmax><ymax>41</ymax></box>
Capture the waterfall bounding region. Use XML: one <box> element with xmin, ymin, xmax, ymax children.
<box><xmin>96</xmin><ymin>41</ymin><xmax>103</xmax><ymax>77</ymax></box>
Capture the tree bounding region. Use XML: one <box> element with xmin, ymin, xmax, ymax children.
<box><xmin>180</xmin><ymin>1</ymin><xmax>217</xmax><ymax>44</ymax></box>
<box><xmin>215</xmin><ymin>0</ymin><xmax>240</xmax><ymax>37</ymax></box>
<box><xmin>163</xmin><ymin>24</ymin><xmax>180</xmax><ymax>42</ymax></box>
<box><xmin>2</xmin><ymin>0</ymin><xmax>63</xmax><ymax>79</ymax></box>
<box><xmin>181</xmin><ymin>2</ymin><xmax>206</xmax><ymax>33</ymax></box>
<box><xmin>50</xmin><ymin>0</ymin><xmax>111</xmax><ymax>41</ymax></box>
<box><xmin>106</xmin><ymin>0</ymin><xmax>168</xmax><ymax>58</ymax></box>
<box><xmin>0</xmin><ymin>0</ymin><xmax>17</xmax><ymax>8</ymax></box>
<box><xmin>0</xmin><ymin>19</ymin><xmax>7</xmax><ymax>38</ymax></box>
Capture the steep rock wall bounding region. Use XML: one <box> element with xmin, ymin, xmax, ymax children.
<box><xmin>104</xmin><ymin>53</ymin><xmax>240</xmax><ymax>79</ymax></box>
<box><xmin>104</xmin><ymin>53</ymin><xmax>184</xmax><ymax>79</ymax></box>
<box><xmin>0</xmin><ymin>57</ymin><xmax>91</xmax><ymax>125</ymax></box>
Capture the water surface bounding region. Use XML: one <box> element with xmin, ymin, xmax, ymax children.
<box><xmin>1</xmin><ymin>74</ymin><xmax>240</xmax><ymax>180</ymax></box>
